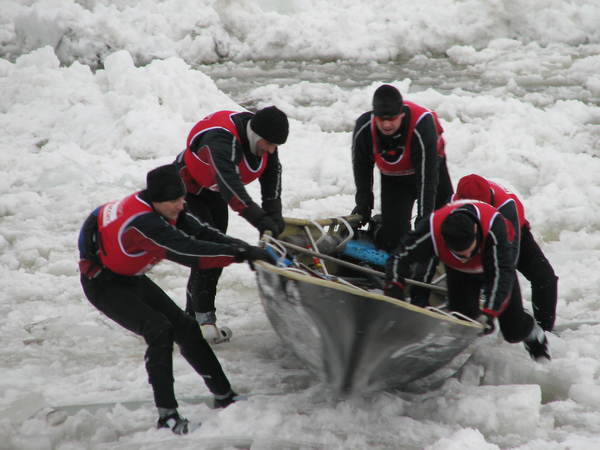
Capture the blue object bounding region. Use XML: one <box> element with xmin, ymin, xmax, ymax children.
<box><xmin>342</xmin><ymin>240</ymin><xmax>389</xmax><ymax>267</ymax></box>
<box><xmin>266</xmin><ymin>246</ymin><xmax>293</xmax><ymax>267</ymax></box>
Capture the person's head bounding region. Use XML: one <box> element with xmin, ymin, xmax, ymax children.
<box><xmin>455</xmin><ymin>174</ymin><xmax>493</xmax><ymax>205</ymax></box>
<box><xmin>249</xmin><ymin>106</ymin><xmax>289</xmax><ymax>156</ymax></box>
<box><xmin>441</xmin><ymin>211</ymin><xmax>479</xmax><ymax>261</ymax></box>
<box><xmin>146</xmin><ymin>164</ymin><xmax>186</xmax><ymax>221</ymax></box>
<box><xmin>372</xmin><ymin>84</ymin><xmax>405</xmax><ymax>136</ymax></box>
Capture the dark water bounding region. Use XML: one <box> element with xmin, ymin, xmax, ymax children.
<box><xmin>197</xmin><ymin>54</ymin><xmax>598</xmax><ymax>111</ymax></box>
<box><xmin>198</xmin><ymin>58</ymin><xmax>481</xmax><ymax>102</ymax></box>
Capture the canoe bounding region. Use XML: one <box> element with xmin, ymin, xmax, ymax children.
<box><xmin>255</xmin><ymin>216</ymin><xmax>483</xmax><ymax>396</ymax></box>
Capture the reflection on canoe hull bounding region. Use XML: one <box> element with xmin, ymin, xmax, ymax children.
<box><xmin>256</xmin><ymin>262</ymin><xmax>481</xmax><ymax>396</ymax></box>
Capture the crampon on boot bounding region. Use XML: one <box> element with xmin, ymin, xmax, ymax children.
<box><xmin>524</xmin><ymin>323</ymin><xmax>551</xmax><ymax>361</ymax></box>
<box><xmin>200</xmin><ymin>323</ymin><xmax>233</xmax><ymax>344</ymax></box>
<box><xmin>214</xmin><ymin>390</ymin><xmax>239</xmax><ymax>408</ymax></box>
<box><xmin>157</xmin><ymin>411</ymin><xmax>190</xmax><ymax>435</ymax></box>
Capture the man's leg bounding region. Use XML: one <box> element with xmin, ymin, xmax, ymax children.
<box><xmin>517</xmin><ymin>227</ymin><xmax>558</xmax><ymax>331</ymax></box>
<box><xmin>444</xmin><ymin>267</ymin><xmax>481</xmax><ymax>318</ymax></box>
<box><xmin>377</xmin><ymin>175</ymin><xmax>415</xmax><ymax>252</ymax></box>
<box><xmin>138</xmin><ymin>276</ymin><xmax>233</xmax><ymax>397</ymax></box>
<box><xmin>435</xmin><ymin>157</ymin><xmax>454</xmax><ymax>208</ymax></box>
<box><xmin>407</xmin><ymin>158</ymin><xmax>453</xmax><ymax>306</ymax></box>
<box><xmin>81</xmin><ymin>272</ymin><xmax>178</xmax><ymax>409</ymax></box>
<box><xmin>184</xmin><ymin>191</ymin><xmax>228</xmax><ymax>320</ymax></box>
<box><xmin>496</xmin><ymin>275</ymin><xmax>535</xmax><ymax>343</ymax></box>
<box><xmin>495</xmin><ymin>273</ymin><xmax>550</xmax><ymax>360</ymax></box>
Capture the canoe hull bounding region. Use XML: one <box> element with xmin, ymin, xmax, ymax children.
<box><xmin>256</xmin><ymin>263</ymin><xmax>481</xmax><ymax>396</ymax></box>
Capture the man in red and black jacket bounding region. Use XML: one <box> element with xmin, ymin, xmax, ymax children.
<box><xmin>174</xmin><ymin>106</ymin><xmax>289</xmax><ymax>340</ymax></box>
<box><xmin>452</xmin><ymin>174</ymin><xmax>558</xmax><ymax>331</ymax></box>
<box><xmin>386</xmin><ymin>200</ymin><xmax>550</xmax><ymax>361</ymax></box>
<box><xmin>78</xmin><ymin>164</ymin><xmax>272</xmax><ymax>434</ymax></box>
<box><xmin>351</xmin><ymin>84</ymin><xmax>454</xmax><ymax>252</ymax></box>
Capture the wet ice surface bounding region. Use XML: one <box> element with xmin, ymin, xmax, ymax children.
<box><xmin>201</xmin><ymin>44</ymin><xmax>600</xmax><ymax>118</ymax></box>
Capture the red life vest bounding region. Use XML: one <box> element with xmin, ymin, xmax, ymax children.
<box><xmin>431</xmin><ymin>201</ymin><xmax>513</xmax><ymax>273</ymax></box>
<box><xmin>182</xmin><ymin>110</ymin><xmax>268</xmax><ymax>194</ymax></box>
<box><xmin>372</xmin><ymin>101</ymin><xmax>446</xmax><ymax>176</ymax></box>
<box><xmin>452</xmin><ymin>177</ymin><xmax>528</xmax><ymax>229</ymax></box>
<box><xmin>97</xmin><ymin>192</ymin><xmax>170</xmax><ymax>276</ymax></box>
<box><xmin>487</xmin><ymin>180</ymin><xmax>528</xmax><ymax>229</ymax></box>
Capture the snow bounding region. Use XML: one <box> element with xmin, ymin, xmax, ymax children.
<box><xmin>1</xmin><ymin>0</ymin><xmax>600</xmax><ymax>448</ymax></box>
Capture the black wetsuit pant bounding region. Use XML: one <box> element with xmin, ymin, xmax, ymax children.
<box><xmin>378</xmin><ymin>156</ymin><xmax>453</xmax><ymax>252</ymax></box>
<box><xmin>80</xmin><ymin>270</ymin><xmax>231</xmax><ymax>409</ymax></box>
<box><xmin>445</xmin><ymin>267</ymin><xmax>534</xmax><ymax>343</ymax></box>
<box><xmin>378</xmin><ymin>157</ymin><xmax>453</xmax><ymax>305</ymax></box>
<box><xmin>518</xmin><ymin>227</ymin><xmax>558</xmax><ymax>331</ymax></box>
<box><xmin>184</xmin><ymin>189</ymin><xmax>229</xmax><ymax>318</ymax></box>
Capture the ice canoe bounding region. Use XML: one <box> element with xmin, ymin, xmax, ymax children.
<box><xmin>254</xmin><ymin>216</ymin><xmax>483</xmax><ymax>396</ymax></box>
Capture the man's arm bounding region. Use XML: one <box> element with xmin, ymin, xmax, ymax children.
<box><xmin>176</xmin><ymin>210</ymin><xmax>247</xmax><ymax>247</ymax></box>
<box><xmin>386</xmin><ymin>218</ymin><xmax>436</xmax><ymax>284</ymax></box>
<box><xmin>259</xmin><ymin>151</ymin><xmax>282</xmax><ymax>202</ymax></box>
<box><xmin>480</xmin><ymin>214</ymin><xmax>517</xmax><ymax>316</ymax></box>
<box><xmin>411</xmin><ymin>114</ymin><xmax>439</xmax><ymax>222</ymax></box>
<box><xmin>193</xmin><ymin>129</ymin><xmax>255</xmax><ymax>212</ymax></box>
<box><xmin>126</xmin><ymin>212</ymin><xmax>242</xmax><ymax>269</ymax></box>
<box><xmin>496</xmin><ymin>200</ymin><xmax>521</xmax><ymax>262</ymax></box>
<box><xmin>258</xmin><ymin>152</ymin><xmax>285</xmax><ymax>235</ymax></box>
<box><xmin>352</xmin><ymin>113</ymin><xmax>375</xmax><ymax>216</ymax></box>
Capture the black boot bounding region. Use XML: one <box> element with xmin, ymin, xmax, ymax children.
<box><xmin>524</xmin><ymin>323</ymin><xmax>551</xmax><ymax>361</ymax></box>
<box><xmin>157</xmin><ymin>410</ymin><xmax>190</xmax><ymax>435</ymax></box>
<box><xmin>214</xmin><ymin>390</ymin><xmax>238</xmax><ymax>408</ymax></box>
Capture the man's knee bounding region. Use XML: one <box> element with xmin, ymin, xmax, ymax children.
<box><xmin>143</xmin><ymin>320</ymin><xmax>175</xmax><ymax>382</ymax></box>
<box><xmin>143</xmin><ymin>319</ymin><xmax>174</xmax><ymax>348</ymax></box>
<box><xmin>523</xmin><ymin>256</ymin><xmax>557</xmax><ymax>284</ymax></box>
<box><xmin>172</xmin><ymin>313</ymin><xmax>202</xmax><ymax>343</ymax></box>
<box><xmin>499</xmin><ymin>314</ymin><xmax>534</xmax><ymax>343</ymax></box>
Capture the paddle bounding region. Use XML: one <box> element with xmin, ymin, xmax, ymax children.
<box><xmin>274</xmin><ymin>239</ymin><xmax>448</xmax><ymax>294</ymax></box>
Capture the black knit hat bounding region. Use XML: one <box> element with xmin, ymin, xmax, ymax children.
<box><xmin>372</xmin><ymin>84</ymin><xmax>403</xmax><ymax>117</ymax></box>
<box><xmin>146</xmin><ymin>164</ymin><xmax>186</xmax><ymax>202</ymax></box>
<box><xmin>441</xmin><ymin>212</ymin><xmax>477</xmax><ymax>251</ymax></box>
<box><xmin>250</xmin><ymin>106</ymin><xmax>289</xmax><ymax>145</ymax></box>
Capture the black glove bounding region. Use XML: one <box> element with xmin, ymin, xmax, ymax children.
<box><xmin>384</xmin><ymin>280</ymin><xmax>406</xmax><ymax>300</ymax></box>
<box><xmin>240</xmin><ymin>203</ymin><xmax>266</xmax><ymax>226</ymax></box>
<box><xmin>241</xmin><ymin>204</ymin><xmax>279</xmax><ymax>236</ymax></box>
<box><xmin>262</xmin><ymin>198</ymin><xmax>285</xmax><ymax>237</ymax></box>
<box><xmin>351</xmin><ymin>205</ymin><xmax>372</xmax><ymax>227</ymax></box>
<box><xmin>257</xmin><ymin>215</ymin><xmax>280</xmax><ymax>237</ymax></box>
<box><xmin>475</xmin><ymin>313</ymin><xmax>495</xmax><ymax>336</ymax></box>
<box><xmin>235</xmin><ymin>245</ymin><xmax>275</xmax><ymax>265</ymax></box>
<box><xmin>266</xmin><ymin>213</ymin><xmax>285</xmax><ymax>237</ymax></box>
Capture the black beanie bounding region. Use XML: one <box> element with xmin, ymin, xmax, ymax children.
<box><xmin>441</xmin><ymin>212</ymin><xmax>477</xmax><ymax>251</ymax></box>
<box><xmin>146</xmin><ymin>164</ymin><xmax>186</xmax><ymax>202</ymax></box>
<box><xmin>372</xmin><ymin>84</ymin><xmax>403</xmax><ymax>117</ymax></box>
<box><xmin>250</xmin><ymin>106</ymin><xmax>289</xmax><ymax>145</ymax></box>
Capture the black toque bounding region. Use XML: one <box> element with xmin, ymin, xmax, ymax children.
<box><xmin>441</xmin><ymin>212</ymin><xmax>477</xmax><ymax>251</ymax></box>
<box><xmin>372</xmin><ymin>84</ymin><xmax>403</xmax><ymax>117</ymax></box>
<box><xmin>250</xmin><ymin>106</ymin><xmax>289</xmax><ymax>145</ymax></box>
<box><xmin>146</xmin><ymin>164</ymin><xmax>186</xmax><ymax>202</ymax></box>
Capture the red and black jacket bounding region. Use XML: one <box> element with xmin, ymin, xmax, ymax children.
<box><xmin>352</xmin><ymin>101</ymin><xmax>445</xmax><ymax>221</ymax></box>
<box><xmin>387</xmin><ymin>201</ymin><xmax>517</xmax><ymax>317</ymax></box>
<box><xmin>452</xmin><ymin>176</ymin><xmax>528</xmax><ymax>261</ymax></box>
<box><xmin>78</xmin><ymin>190</ymin><xmax>244</xmax><ymax>277</ymax></box>
<box><xmin>177</xmin><ymin>110</ymin><xmax>282</xmax><ymax>215</ymax></box>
